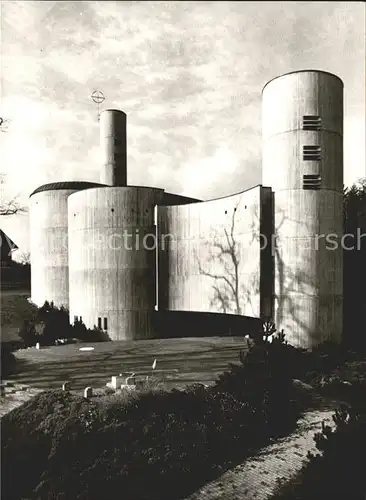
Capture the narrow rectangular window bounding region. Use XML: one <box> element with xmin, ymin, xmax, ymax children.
<box><xmin>303</xmin><ymin>145</ymin><xmax>321</xmax><ymax>161</ymax></box>
<box><xmin>103</xmin><ymin>317</ymin><xmax>108</xmax><ymax>330</ymax></box>
<box><xmin>303</xmin><ymin>115</ymin><xmax>322</xmax><ymax>130</ymax></box>
<box><xmin>79</xmin><ymin>316</ymin><xmax>82</xmax><ymax>323</ymax></box>
<box><xmin>98</xmin><ymin>317</ymin><xmax>102</xmax><ymax>329</ymax></box>
<box><xmin>303</xmin><ymin>174</ymin><xmax>322</xmax><ymax>190</ymax></box>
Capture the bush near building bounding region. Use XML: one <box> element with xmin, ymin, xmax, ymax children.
<box><xmin>0</xmin><ymin>343</ymin><xmax>17</xmax><ymax>379</ymax></box>
<box><xmin>2</xmin><ymin>331</ymin><xmax>307</xmax><ymax>500</ymax></box>
<box><xmin>271</xmin><ymin>383</ymin><xmax>366</xmax><ymax>500</ymax></box>
<box><xmin>3</xmin><ymin>320</ymin><xmax>365</xmax><ymax>500</ymax></box>
<box><xmin>343</xmin><ymin>178</ymin><xmax>366</xmax><ymax>351</ymax></box>
<box><xmin>18</xmin><ymin>301</ymin><xmax>108</xmax><ymax>347</ymax></box>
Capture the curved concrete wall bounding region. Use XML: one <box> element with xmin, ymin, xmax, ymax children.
<box><xmin>100</xmin><ymin>109</ymin><xmax>127</xmax><ymax>187</ymax></box>
<box><xmin>262</xmin><ymin>71</ymin><xmax>343</xmax><ymax>348</ymax></box>
<box><xmin>68</xmin><ymin>186</ymin><xmax>164</xmax><ymax>340</ymax></box>
<box><xmin>29</xmin><ymin>184</ymin><xmax>103</xmax><ymax>308</ymax></box>
<box><xmin>157</xmin><ymin>185</ymin><xmax>273</xmax><ymax>319</ymax></box>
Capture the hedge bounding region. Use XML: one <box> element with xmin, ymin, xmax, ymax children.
<box><xmin>2</xmin><ymin>333</ymin><xmax>306</xmax><ymax>500</ymax></box>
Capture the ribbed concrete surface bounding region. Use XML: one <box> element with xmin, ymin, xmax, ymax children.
<box><xmin>68</xmin><ymin>186</ymin><xmax>164</xmax><ymax>340</ymax></box>
<box><xmin>157</xmin><ymin>185</ymin><xmax>271</xmax><ymax>318</ymax></box>
<box><xmin>184</xmin><ymin>409</ymin><xmax>335</xmax><ymax>500</ymax></box>
<box><xmin>29</xmin><ymin>183</ymin><xmax>103</xmax><ymax>309</ymax></box>
<box><xmin>262</xmin><ymin>71</ymin><xmax>343</xmax><ymax>349</ymax></box>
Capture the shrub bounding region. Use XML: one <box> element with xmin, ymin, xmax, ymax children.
<box><xmin>271</xmin><ymin>389</ymin><xmax>366</xmax><ymax>500</ymax></box>
<box><xmin>71</xmin><ymin>318</ymin><xmax>109</xmax><ymax>342</ymax></box>
<box><xmin>214</xmin><ymin>327</ymin><xmax>305</xmax><ymax>437</ymax></box>
<box><xmin>30</xmin><ymin>386</ymin><xmax>280</xmax><ymax>500</ymax></box>
<box><xmin>18</xmin><ymin>301</ymin><xmax>110</xmax><ymax>347</ymax></box>
<box><xmin>0</xmin><ymin>342</ymin><xmax>17</xmax><ymax>379</ymax></box>
<box><xmin>343</xmin><ymin>178</ymin><xmax>366</xmax><ymax>351</ymax></box>
<box><xmin>1</xmin><ymin>390</ymin><xmax>94</xmax><ymax>500</ymax></box>
<box><xmin>1</xmin><ymin>333</ymin><xmax>306</xmax><ymax>500</ymax></box>
<box><xmin>0</xmin><ymin>293</ymin><xmax>38</xmax><ymax>331</ymax></box>
<box><xmin>18</xmin><ymin>319</ymin><xmax>38</xmax><ymax>347</ymax></box>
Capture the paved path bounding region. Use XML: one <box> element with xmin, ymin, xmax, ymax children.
<box><xmin>0</xmin><ymin>382</ymin><xmax>44</xmax><ymax>418</ymax></box>
<box><xmin>184</xmin><ymin>409</ymin><xmax>335</xmax><ymax>500</ymax></box>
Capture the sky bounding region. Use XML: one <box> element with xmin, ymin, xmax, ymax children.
<box><xmin>0</xmin><ymin>0</ymin><xmax>365</xmax><ymax>255</ymax></box>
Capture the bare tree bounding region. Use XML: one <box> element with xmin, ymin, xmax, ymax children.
<box><xmin>0</xmin><ymin>116</ymin><xmax>10</xmax><ymax>133</ymax></box>
<box><xmin>17</xmin><ymin>252</ymin><xmax>31</xmax><ymax>265</ymax></box>
<box><xmin>196</xmin><ymin>204</ymin><xmax>242</xmax><ymax>314</ymax></box>
<box><xmin>1</xmin><ymin>117</ymin><xmax>26</xmax><ymax>215</ymax></box>
<box><xmin>195</xmin><ymin>201</ymin><xmax>260</xmax><ymax>316</ymax></box>
<box><xmin>0</xmin><ymin>174</ymin><xmax>27</xmax><ymax>216</ymax></box>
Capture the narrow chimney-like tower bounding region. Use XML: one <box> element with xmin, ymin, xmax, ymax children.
<box><xmin>100</xmin><ymin>109</ymin><xmax>127</xmax><ymax>186</ymax></box>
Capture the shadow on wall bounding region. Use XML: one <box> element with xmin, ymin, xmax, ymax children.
<box><xmin>274</xmin><ymin>203</ymin><xmax>341</xmax><ymax>348</ymax></box>
<box><xmin>194</xmin><ymin>200</ymin><xmax>260</xmax><ymax>318</ymax></box>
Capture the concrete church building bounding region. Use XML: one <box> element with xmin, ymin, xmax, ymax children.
<box><xmin>29</xmin><ymin>70</ymin><xmax>344</xmax><ymax>349</ymax></box>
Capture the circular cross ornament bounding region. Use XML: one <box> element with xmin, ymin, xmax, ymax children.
<box><xmin>91</xmin><ymin>90</ymin><xmax>105</xmax><ymax>104</ymax></box>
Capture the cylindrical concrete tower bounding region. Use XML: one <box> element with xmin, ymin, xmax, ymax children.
<box><xmin>262</xmin><ymin>70</ymin><xmax>343</xmax><ymax>349</ymax></box>
<box><xmin>68</xmin><ymin>186</ymin><xmax>164</xmax><ymax>340</ymax></box>
<box><xmin>100</xmin><ymin>109</ymin><xmax>127</xmax><ymax>187</ymax></box>
<box><xmin>29</xmin><ymin>181</ymin><xmax>104</xmax><ymax>308</ymax></box>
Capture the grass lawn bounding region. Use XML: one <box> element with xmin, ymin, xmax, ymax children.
<box><xmin>1</xmin><ymin>291</ymin><xmax>250</xmax><ymax>394</ymax></box>
<box><xmin>9</xmin><ymin>336</ymin><xmax>250</xmax><ymax>392</ymax></box>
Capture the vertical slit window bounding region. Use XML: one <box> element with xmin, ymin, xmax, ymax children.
<box><xmin>103</xmin><ymin>317</ymin><xmax>108</xmax><ymax>330</ymax></box>
<box><xmin>98</xmin><ymin>317</ymin><xmax>102</xmax><ymax>329</ymax></box>
<box><xmin>303</xmin><ymin>145</ymin><xmax>321</xmax><ymax>161</ymax></box>
<box><xmin>303</xmin><ymin>115</ymin><xmax>322</xmax><ymax>130</ymax></box>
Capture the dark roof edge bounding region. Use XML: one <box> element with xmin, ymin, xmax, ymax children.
<box><xmin>160</xmin><ymin>184</ymin><xmax>265</xmax><ymax>207</ymax></box>
<box><xmin>100</xmin><ymin>109</ymin><xmax>126</xmax><ymax>115</ymax></box>
<box><xmin>29</xmin><ymin>181</ymin><xmax>106</xmax><ymax>198</ymax></box>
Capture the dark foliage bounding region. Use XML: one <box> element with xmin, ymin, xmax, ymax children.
<box><xmin>71</xmin><ymin>317</ymin><xmax>110</xmax><ymax>342</ymax></box>
<box><xmin>0</xmin><ymin>342</ymin><xmax>17</xmax><ymax>379</ymax></box>
<box><xmin>271</xmin><ymin>385</ymin><xmax>366</xmax><ymax>500</ymax></box>
<box><xmin>301</xmin><ymin>340</ymin><xmax>351</xmax><ymax>384</ymax></box>
<box><xmin>215</xmin><ymin>325</ymin><xmax>306</xmax><ymax>436</ymax></box>
<box><xmin>1</xmin><ymin>332</ymin><xmax>303</xmax><ymax>500</ymax></box>
<box><xmin>343</xmin><ymin>179</ymin><xmax>366</xmax><ymax>351</ymax></box>
<box><xmin>17</xmin><ymin>301</ymin><xmax>109</xmax><ymax>347</ymax></box>
<box><xmin>1</xmin><ymin>390</ymin><xmax>92</xmax><ymax>500</ymax></box>
<box><xmin>0</xmin><ymin>260</ymin><xmax>30</xmax><ymax>289</ymax></box>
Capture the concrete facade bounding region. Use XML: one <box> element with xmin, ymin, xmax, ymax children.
<box><xmin>29</xmin><ymin>182</ymin><xmax>103</xmax><ymax>308</ymax></box>
<box><xmin>262</xmin><ymin>71</ymin><xmax>343</xmax><ymax>348</ymax></box>
<box><xmin>100</xmin><ymin>109</ymin><xmax>127</xmax><ymax>187</ymax></box>
<box><xmin>157</xmin><ymin>186</ymin><xmax>273</xmax><ymax>319</ymax></box>
<box><xmin>68</xmin><ymin>186</ymin><xmax>164</xmax><ymax>340</ymax></box>
<box><xmin>28</xmin><ymin>70</ymin><xmax>344</xmax><ymax>347</ymax></box>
